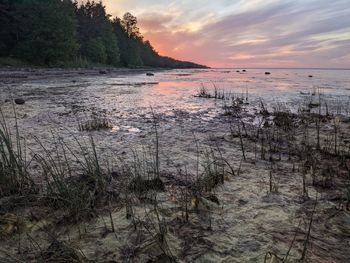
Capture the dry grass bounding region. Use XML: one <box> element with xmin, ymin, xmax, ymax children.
<box><xmin>78</xmin><ymin>112</ymin><xmax>112</xmax><ymax>131</ymax></box>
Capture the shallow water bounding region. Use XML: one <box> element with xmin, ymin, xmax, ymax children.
<box><xmin>2</xmin><ymin>68</ymin><xmax>350</xmax><ymax>125</ymax></box>
<box><xmin>1</xmin><ymin>68</ymin><xmax>350</xmax><ymax>173</ymax></box>
<box><xmin>1</xmin><ymin>68</ymin><xmax>350</xmax><ymax>262</ymax></box>
<box><xmin>92</xmin><ymin>68</ymin><xmax>350</xmax><ymax>115</ymax></box>
<box><xmin>1</xmin><ymin>68</ymin><xmax>350</xmax><ymax>172</ymax></box>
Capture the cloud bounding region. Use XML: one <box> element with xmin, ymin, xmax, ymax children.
<box><xmin>103</xmin><ymin>0</ymin><xmax>350</xmax><ymax>67</ymax></box>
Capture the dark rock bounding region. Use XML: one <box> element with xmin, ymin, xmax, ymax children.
<box><xmin>308</xmin><ymin>75</ymin><xmax>313</xmax><ymax>78</ymax></box>
<box><xmin>206</xmin><ymin>194</ymin><xmax>220</xmax><ymax>205</ymax></box>
<box><xmin>236</xmin><ymin>70</ymin><xmax>240</xmax><ymax>73</ymax></box>
<box><xmin>146</xmin><ymin>72</ymin><xmax>154</xmax><ymax>76</ymax></box>
<box><xmin>99</xmin><ymin>70</ymin><xmax>107</xmax><ymax>74</ymax></box>
<box><xmin>14</xmin><ymin>98</ymin><xmax>25</xmax><ymax>105</ymax></box>
<box><xmin>242</xmin><ymin>69</ymin><xmax>246</xmax><ymax>72</ymax></box>
<box><xmin>308</xmin><ymin>103</ymin><xmax>320</xmax><ymax>108</ymax></box>
<box><xmin>128</xmin><ymin>177</ymin><xmax>165</xmax><ymax>193</ymax></box>
<box><xmin>4</xmin><ymin>99</ymin><xmax>10</xmax><ymax>103</ymax></box>
<box><xmin>110</xmin><ymin>171</ymin><xmax>120</xmax><ymax>178</ymax></box>
<box><xmin>265</xmin><ymin>72</ymin><xmax>271</xmax><ymax>75</ymax></box>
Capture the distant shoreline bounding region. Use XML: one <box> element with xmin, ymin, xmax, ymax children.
<box><xmin>216</xmin><ymin>67</ymin><xmax>350</xmax><ymax>70</ymax></box>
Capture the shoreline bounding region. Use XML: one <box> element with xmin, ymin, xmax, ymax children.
<box><xmin>0</xmin><ymin>67</ymin><xmax>171</xmax><ymax>84</ymax></box>
<box><xmin>0</xmin><ymin>69</ymin><xmax>349</xmax><ymax>262</ymax></box>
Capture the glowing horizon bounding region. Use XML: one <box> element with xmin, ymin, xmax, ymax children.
<box><xmin>100</xmin><ymin>0</ymin><xmax>350</xmax><ymax>68</ymax></box>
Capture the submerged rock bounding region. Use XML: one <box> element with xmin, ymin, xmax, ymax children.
<box><xmin>14</xmin><ymin>98</ymin><xmax>25</xmax><ymax>105</ymax></box>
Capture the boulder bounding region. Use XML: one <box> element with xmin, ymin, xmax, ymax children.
<box><xmin>146</xmin><ymin>72</ymin><xmax>154</xmax><ymax>76</ymax></box>
<box><xmin>14</xmin><ymin>98</ymin><xmax>25</xmax><ymax>105</ymax></box>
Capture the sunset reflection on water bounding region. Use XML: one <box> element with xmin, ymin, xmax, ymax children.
<box><xmin>130</xmin><ymin>68</ymin><xmax>350</xmax><ymax>115</ymax></box>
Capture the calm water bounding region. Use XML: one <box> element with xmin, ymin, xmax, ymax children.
<box><xmin>95</xmin><ymin>68</ymin><xmax>350</xmax><ymax>116</ymax></box>
<box><xmin>1</xmin><ymin>68</ymin><xmax>350</xmax><ymax>142</ymax></box>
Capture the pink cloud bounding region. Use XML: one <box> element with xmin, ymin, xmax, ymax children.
<box><xmin>107</xmin><ymin>0</ymin><xmax>350</xmax><ymax>68</ymax></box>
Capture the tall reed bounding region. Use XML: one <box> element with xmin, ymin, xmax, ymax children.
<box><xmin>0</xmin><ymin>107</ymin><xmax>35</xmax><ymax>197</ymax></box>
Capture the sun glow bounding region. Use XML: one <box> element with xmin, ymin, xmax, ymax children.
<box><xmin>101</xmin><ymin>0</ymin><xmax>350</xmax><ymax>68</ymax></box>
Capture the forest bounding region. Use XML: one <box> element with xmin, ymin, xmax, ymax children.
<box><xmin>0</xmin><ymin>0</ymin><xmax>206</xmax><ymax>68</ymax></box>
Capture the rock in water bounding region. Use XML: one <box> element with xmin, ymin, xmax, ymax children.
<box><xmin>265</xmin><ymin>72</ymin><xmax>271</xmax><ymax>75</ymax></box>
<box><xmin>146</xmin><ymin>72</ymin><xmax>154</xmax><ymax>76</ymax></box>
<box><xmin>14</xmin><ymin>98</ymin><xmax>25</xmax><ymax>105</ymax></box>
<box><xmin>99</xmin><ymin>70</ymin><xmax>107</xmax><ymax>74</ymax></box>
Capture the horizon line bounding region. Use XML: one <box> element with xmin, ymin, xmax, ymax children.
<box><xmin>209</xmin><ymin>67</ymin><xmax>350</xmax><ymax>70</ymax></box>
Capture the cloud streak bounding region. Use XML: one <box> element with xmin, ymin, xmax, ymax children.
<box><xmin>104</xmin><ymin>0</ymin><xmax>350</xmax><ymax>68</ymax></box>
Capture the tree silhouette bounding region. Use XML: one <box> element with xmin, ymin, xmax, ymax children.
<box><xmin>0</xmin><ymin>0</ymin><xmax>206</xmax><ymax>68</ymax></box>
<box><xmin>122</xmin><ymin>12</ymin><xmax>141</xmax><ymax>39</ymax></box>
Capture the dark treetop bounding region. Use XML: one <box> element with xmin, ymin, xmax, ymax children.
<box><xmin>0</xmin><ymin>0</ymin><xmax>207</xmax><ymax>68</ymax></box>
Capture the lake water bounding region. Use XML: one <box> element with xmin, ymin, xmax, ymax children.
<box><xmin>1</xmin><ymin>68</ymin><xmax>350</xmax><ymax>153</ymax></box>
<box><xmin>83</xmin><ymin>68</ymin><xmax>350</xmax><ymax>118</ymax></box>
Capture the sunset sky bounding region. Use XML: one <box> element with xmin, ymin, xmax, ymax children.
<box><xmin>100</xmin><ymin>0</ymin><xmax>350</xmax><ymax>68</ymax></box>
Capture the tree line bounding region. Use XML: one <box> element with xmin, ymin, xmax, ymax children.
<box><xmin>0</xmin><ymin>0</ymin><xmax>206</xmax><ymax>68</ymax></box>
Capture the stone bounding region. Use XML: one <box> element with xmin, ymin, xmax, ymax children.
<box><xmin>14</xmin><ymin>98</ymin><xmax>25</xmax><ymax>105</ymax></box>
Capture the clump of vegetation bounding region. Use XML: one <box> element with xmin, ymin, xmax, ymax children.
<box><xmin>272</xmin><ymin>103</ymin><xmax>296</xmax><ymax>132</ymax></box>
<box><xmin>78</xmin><ymin>112</ymin><xmax>112</xmax><ymax>131</ymax></box>
<box><xmin>196</xmin><ymin>84</ymin><xmax>236</xmax><ymax>100</ymax></box>
<box><xmin>39</xmin><ymin>237</ymin><xmax>87</xmax><ymax>263</ymax></box>
<box><xmin>196</xmin><ymin>85</ymin><xmax>211</xmax><ymax>98</ymax></box>
<box><xmin>0</xmin><ymin>109</ymin><xmax>35</xmax><ymax>197</ymax></box>
<box><xmin>223</xmin><ymin>97</ymin><xmax>245</xmax><ymax>116</ymax></box>
<box><xmin>34</xmin><ymin>133</ymin><xmax>111</xmax><ymax>222</ymax></box>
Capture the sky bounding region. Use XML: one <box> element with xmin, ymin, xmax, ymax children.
<box><xmin>100</xmin><ymin>0</ymin><xmax>350</xmax><ymax>68</ymax></box>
